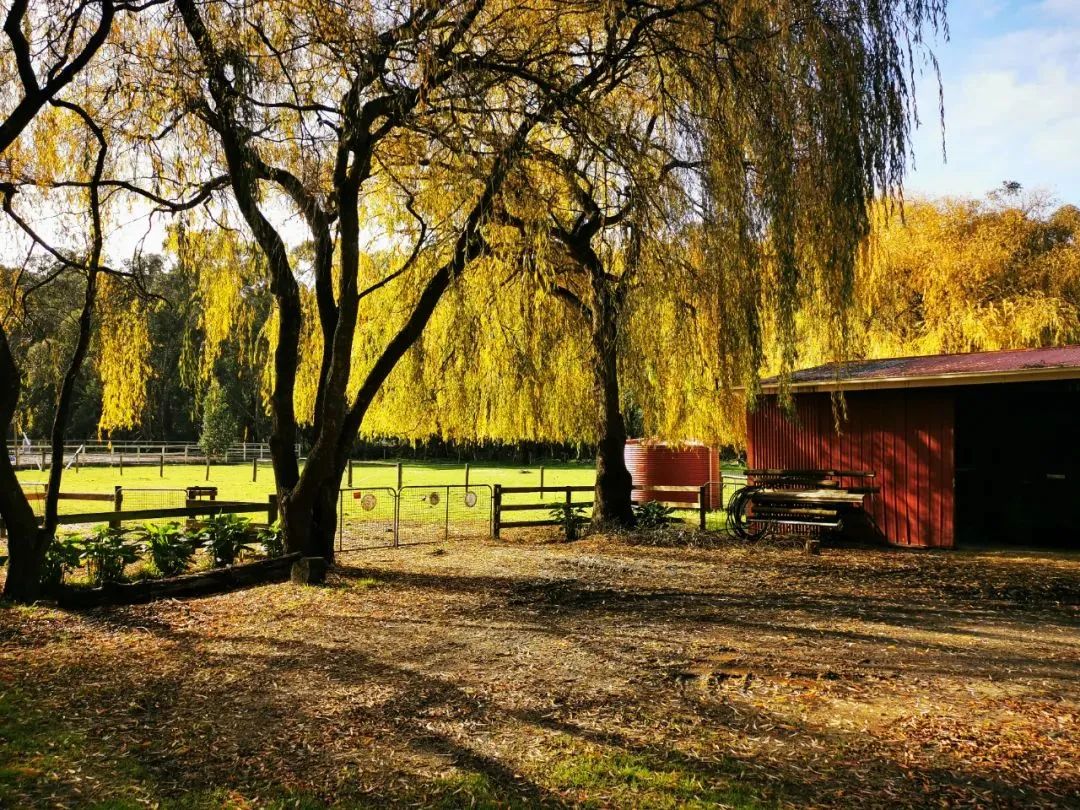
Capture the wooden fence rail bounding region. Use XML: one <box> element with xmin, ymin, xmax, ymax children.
<box><xmin>492</xmin><ymin>483</ymin><xmax>712</xmax><ymax>538</ymax></box>
<box><xmin>3</xmin><ymin>485</ymin><xmax>278</xmax><ymax>536</ymax></box>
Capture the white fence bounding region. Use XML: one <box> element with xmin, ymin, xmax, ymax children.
<box><xmin>9</xmin><ymin>442</ymin><xmax>301</xmax><ymax>470</ymax></box>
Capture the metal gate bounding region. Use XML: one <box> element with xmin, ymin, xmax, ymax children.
<box><xmin>338</xmin><ymin>487</ymin><xmax>398</xmax><ymax>551</ymax></box>
<box><xmin>396</xmin><ymin>485</ymin><xmax>493</xmax><ymax>545</ymax></box>
<box><xmin>338</xmin><ymin>485</ymin><xmax>493</xmax><ymax>551</ymax></box>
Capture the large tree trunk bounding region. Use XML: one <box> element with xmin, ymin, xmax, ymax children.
<box><xmin>0</xmin><ymin>327</ymin><xmax>49</xmax><ymax>602</ymax></box>
<box><xmin>589</xmin><ymin>292</ymin><xmax>635</xmax><ymax>529</ymax></box>
<box><xmin>1</xmin><ymin>101</ymin><xmax>105</xmax><ymax>602</ymax></box>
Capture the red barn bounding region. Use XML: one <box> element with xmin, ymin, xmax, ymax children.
<box><xmin>747</xmin><ymin>346</ymin><xmax>1080</xmax><ymax>549</ymax></box>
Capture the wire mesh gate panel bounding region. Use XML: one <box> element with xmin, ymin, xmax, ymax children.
<box><xmin>338</xmin><ymin>487</ymin><xmax>398</xmax><ymax>551</ymax></box>
<box><xmin>395</xmin><ymin>485</ymin><xmax>493</xmax><ymax>545</ymax></box>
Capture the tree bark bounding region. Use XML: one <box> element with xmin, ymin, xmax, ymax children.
<box><xmin>0</xmin><ymin>325</ymin><xmax>48</xmax><ymax>603</ymax></box>
<box><xmin>589</xmin><ymin>287</ymin><xmax>635</xmax><ymax>529</ymax></box>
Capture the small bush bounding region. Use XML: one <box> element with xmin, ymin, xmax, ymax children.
<box><xmin>139</xmin><ymin>522</ymin><xmax>196</xmax><ymax>577</ymax></box>
<box><xmin>40</xmin><ymin>535</ymin><xmax>84</xmax><ymax>589</ymax></box>
<box><xmin>258</xmin><ymin>520</ymin><xmax>285</xmax><ymax>558</ymax></box>
<box><xmin>634</xmin><ymin>501</ymin><xmax>676</xmax><ymax>529</ymax></box>
<box><xmin>548</xmin><ymin>502</ymin><xmax>587</xmax><ymax>539</ymax></box>
<box><xmin>81</xmin><ymin>526</ymin><xmax>140</xmax><ymax>586</ymax></box>
<box><xmin>197</xmin><ymin>513</ymin><xmax>253</xmax><ymax>567</ymax></box>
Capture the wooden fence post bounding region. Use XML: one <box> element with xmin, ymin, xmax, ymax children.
<box><xmin>698</xmin><ymin>484</ymin><xmax>709</xmax><ymax>531</ymax></box>
<box><xmin>267</xmin><ymin>494</ymin><xmax>278</xmax><ymax>525</ymax></box>
<box><xmin>539</xmin><ymin>466</ymin><xmax>545</xmax><ymax>496</ymax></box>
<box><xmin>492</xmin><ymin>484</ymin><xmax>501</xmax><ymax>538</ymax></box>
<box><xmin>564</xmin><ymin>486</ymin><xmax>576</xmax><ymax>540</ymax></box>
<box><xmin>110</xmin><ymin>486</ymin><xmax>123</xmax><ymax>530</ymax></box>
<box><xmin>252</xmin><ymin>457</ymin><xmax>258</xmax><ymax>483</ymax></box>
<box><xmin>118</xmin><ymin>453</ymin><xmax>123</xmax><ymax>476</ymax></box>
<box><xmin>160</xmin><ymin>447</ymin><xmax>165</xmax><ymax>477</ymax></box>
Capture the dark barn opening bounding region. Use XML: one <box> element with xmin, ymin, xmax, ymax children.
<box><xmin>955</xmin><ymin>381</ymin><xmax>1080</xmax><ymax>548</ymax></box>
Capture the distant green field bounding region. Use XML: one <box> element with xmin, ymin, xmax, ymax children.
<box><xmin>15</xmin><ymin>459</ymin><xmax>598</xmax><ymax>512</ymax></box>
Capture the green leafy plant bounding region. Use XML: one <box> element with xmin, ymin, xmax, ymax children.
<box><xmin>81</xmin><ymin>526</ymin><xmax>140</xmax><ymax>586</ymax></box>
<box><xmin>258</xmin><ymin>519</ymin><xmax>285</xmax><ymax>558</ymax></box>
<box><xmin>197</xmin><ymin>513</ymin><xmax>253</xmax><ymax>567</ymax></box>
<box><xmin>548</xmin><ymin>502</ymin><xmax>587</xmax><ymax>540</ymax></box>
<box><xmin>40</xmin><ymin>535</ymin><xmax>83</xmax><ymax>589</ymax></box>
<box><xmin>139</xmin><ymin>522</ymin><xmax>195</xmax><ymax>577</ymax></box>
<box><xmin>634</xmin><ymin>501</ymin><xmax>676</xmax><ymax>529</ymax></box>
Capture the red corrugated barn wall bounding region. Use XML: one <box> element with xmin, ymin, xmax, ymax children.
<box><xmin>746</xmin><ymin>389</ymin><xmax>955</xmax><ymax>548</ymax></box>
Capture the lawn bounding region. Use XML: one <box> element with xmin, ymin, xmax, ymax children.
<box><xmin>2</xmin><ymin>534</ymin><xmax>1078</xmax><ymax>807</ymax></box>
<box><xmin>15</xmin><ymin>459</ymin><xmax>600</xmax><ymax>511</ymax></box>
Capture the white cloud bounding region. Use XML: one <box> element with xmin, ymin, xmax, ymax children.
<box><xmin>906</xmin><ymin>1</ymin><xmax>1080</xmax><ymax>202</ymax></box>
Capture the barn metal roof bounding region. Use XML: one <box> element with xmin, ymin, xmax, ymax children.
<box><xmin>760</xmin><ymin>345</ymin><xmax>1080</xmax><ymax>392</ymax></box>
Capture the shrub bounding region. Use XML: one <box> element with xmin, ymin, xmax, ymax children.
<box><xmin>634</xmin><ymin>501</ymin><xmax>676</xmax><ymax>529</ymax></box>
<box><xmin>258</xmin><ymin>520</ymin><xmax>285</xmax><ymax>558</ymax></box>
<box><xmin>139</xmin><ymin>522</ymin><xmax>196</xmax><ymax>577</ymax></box>
<box><xmin>548</xmin><ymin>502</ymin><xmax>587</xmax><ymax>539</ymax></box>
<box><xmin>40</xmin><ymin>535</ymin><xmax>84</xmax><ymax>589</ymax></box>
<box><xmin>197</xmin><ymin>513</ymin><xmax>253</xmax><ymax>567</ymax></box>
<box><xmin>81</xmin><ymin>526</ymin><xmax>140</xmax><ymax>586</ymax></box>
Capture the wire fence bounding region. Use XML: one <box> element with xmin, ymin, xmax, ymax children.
<box><xmin>118</xmin><ymin>487</ymin><xmax>189</xmax><ymax>513</ymax></box>
<box><xmin>338</xmin><ymin>487</ymin><xmax>398</xmax><ymax>551</ymax></box>
<box><xmin>396</xmin><ymin>485</ymin><xmax>493</xmax><ymax>545</ymax></box>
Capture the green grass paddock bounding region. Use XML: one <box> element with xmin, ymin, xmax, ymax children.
<box><xmin>15</xmin><ymin>459</ymin><xmax>598</xmax><ymax>512</ymax></box>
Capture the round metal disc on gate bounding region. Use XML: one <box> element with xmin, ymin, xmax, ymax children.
<box><xmin>361</xmin><ymin>493</ymin><xmax>377</xmax><ymax>511</ymax></box>
<box><xmin>428</xmin><ymin>491</ymin><xmax>440</xmax><ymax>507</ymax></box>
<box><xmin>464</xmin><ymin>491</ymin><xmax>477</xmax><ymax>508</ymax></box>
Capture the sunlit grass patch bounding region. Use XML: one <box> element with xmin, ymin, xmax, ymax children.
<box><xmin>547</xmin><ymin>747</ymin><xmax>765</xmax><ymax>809</ymax></box>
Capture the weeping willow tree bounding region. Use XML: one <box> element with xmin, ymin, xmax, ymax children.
<box><xmin>156</xmin><ymin>0</ymin><xmax>748</xmax><ymax>560</ymax></box>
<box><xmin>775</xmin><ymin>192</ymin><xmax>1080</xmax><ymax>369</ymax></box>
<box><xmin>357</xmin><ymin>0</ymin><xmax>948</xmax><ymax>527</ymax></box>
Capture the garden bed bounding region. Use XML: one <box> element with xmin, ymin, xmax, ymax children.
<box><xmin>50</xmin><ymin>553</ymin><xmax>302</xmax><ymax>608</ymax></box>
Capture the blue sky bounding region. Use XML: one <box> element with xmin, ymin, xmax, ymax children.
<box><xmin>906</xmin><ymin>0</ymin><xmax>1080</xmax><ymax>204</ymax></box>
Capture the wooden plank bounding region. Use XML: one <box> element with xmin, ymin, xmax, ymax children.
<box><xmin>498</xmin><ymin>485</ymin><xmax>594</xmax><ymax>494</ymax></box>
<box><xmin>54</xmin><ymin>501</ymin><xmax>267</xmax><ymax>525</ymax></box>
<box><xmin>500</xmin><ymin>519</ymin><xmax>564</xmax><ymax>528</ymax></box>
<box><xmin>501</xmin><ymin>502</ymin><xmax>592</xmax><ymax>512</ymax></box>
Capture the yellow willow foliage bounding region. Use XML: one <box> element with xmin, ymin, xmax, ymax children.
<box><xmin>362</xmin><ymin>252</ymin><xmax>596</xmax><ymax>444</ymax></box>
<box><xmin>775</xmin><ymin>194</ymin><xmax>1080</xmax><ymax>371</ymax></box>
<box><xmin>168</xmin><ymin>225</ymin><xmax>265</xmax><ymax>384</ymax></box>
<box><xmin>96</xmin><ymin>276</ymin><xmax>152</xmax><ymax>432</ymax></box>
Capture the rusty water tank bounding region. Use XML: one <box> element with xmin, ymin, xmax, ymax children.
<box><xmin>624</xmin><ymin>440</ymin><xmax>722</xmax><ymax>508</ymax></box>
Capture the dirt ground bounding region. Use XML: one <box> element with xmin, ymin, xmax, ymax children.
<box><xmin>2</xmin><ymin>533</ymin><xmax>1079</xmax><ymax>808</ymax></box>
